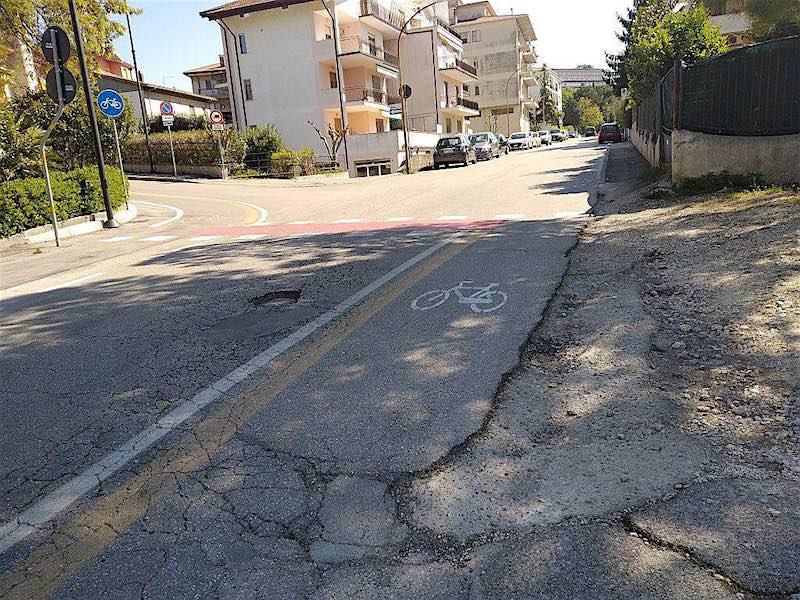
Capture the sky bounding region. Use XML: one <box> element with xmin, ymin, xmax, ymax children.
<box><xmin>113</xmin><ymin>0</ymin><xmax>633</xmax><ymax>92</ymax></box>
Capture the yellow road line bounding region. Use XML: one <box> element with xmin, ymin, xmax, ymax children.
<box><xmin>0</xmin><ymin>234</ymin><xmax>475</xmax><ymax>600</ymax></box>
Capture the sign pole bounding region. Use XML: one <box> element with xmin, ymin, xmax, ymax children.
<box><xmin>41</xmin><ymin>27</ymin><xmax>67</xmax><ymax>248</ymax></box>
<box><xmin>167</xmin><ymin>125</ymin><xmax>177</xmax><ymax>177</ymax></box>
<box><xmin>42</xmin><ymin>149</ymin><xmax>61</xmax><ymax>248</ymax></box>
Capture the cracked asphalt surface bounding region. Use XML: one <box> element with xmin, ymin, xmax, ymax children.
<box><xmin>8</xmin><ymin>139</ymin><xmax>768</xmax><ymax>599</ymax></box>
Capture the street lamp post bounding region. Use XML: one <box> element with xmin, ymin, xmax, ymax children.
<box><xmin>321</xmin><ymin>0</ymin><xmax>350</xmax><ymax>173</ymax></box>
<box><xmin>504</xmin><ymin>63</ymin><xmax>533</xmax><ymax>137</ymax></box>
<box><xmin>397</xmin><ymin>0</ymin><xmax>446</xmax><ymax>175</ymax></box>
<box><xmin>126</xmin><ymin>11</ymin><xmax>155</xmax><ymax>174</ymax></box>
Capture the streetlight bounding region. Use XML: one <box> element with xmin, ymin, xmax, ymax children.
<box><xmin>126</xmin><ymin>10</ymin><xmax>155</xmax><ymax>173</ymax></box>
<box><xmin>321</xmin><ymin>0</ymin><xmax>350</xmax><ymax>173</ymax></box>
<box><xmin>504</xmin><ymin>63</ymin><xmax>534</xmax><ymax>137</ymax></box>
<box><xmin>397</xmin><ymin>0</ymin><xmax>447</xmax><ymax>174</ymax></box>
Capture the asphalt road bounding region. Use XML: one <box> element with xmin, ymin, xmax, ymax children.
<box><xmin>0</xmin><ymin>138</ymin><xmax>606</xmax><ymax>599</ymax></box>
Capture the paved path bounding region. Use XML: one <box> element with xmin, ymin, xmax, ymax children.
<box><xmin>0</xmin><ymin>139</ymin><xmax>605</xmax><ymax>599</ymax></box>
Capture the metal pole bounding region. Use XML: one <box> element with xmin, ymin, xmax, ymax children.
<box><xmin>68</xmin><ymin>0</ymin><xmax>118</xmax><ymax>228</ymax></box>
<box><xmin>42</xmin><ymin>149</ymin><xmax>60</xmax><ymax>248</ymax></box>
<box><xmin>218</xmin><ymin>130</ymin><xmax>226</xmax><ymax>175</ymax></box>
<box><xmin>41</xmin><ymin>27</ymin><xmax>66</xmax><ymax>248</ymax></box>
<box><xmin>112</xmin><ymin>119</ymin><xmax>128</xmax><ymax>209</ymax></box>
<box><xmin>126</xmin><ymin>11</ymin><xmax>155</xmax><ymax>173</ymax></box>
<box><xmin>167</xmin><ymin>125</ymin><xmax>177</xmax><ymax>177</ymax></box>
<box><xmin>323</xmin><ymin>0</ymin><xmax>350</xmax><ymax>174</ymax></box>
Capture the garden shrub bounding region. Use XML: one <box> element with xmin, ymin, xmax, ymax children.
<box><xmin>271</xmin><ymin>149</ymin><xmax>298</xmax><ymax>177</ymax></box>
<box><xmin>242</xmin><ymin>124</ymin><xmax>283</xmax><ymax>171</ymax></box>
<box><xmin>0</xmin><ymin>167</ymin><xmax>128</xmax><ymax>238</ymax></box>
<box><xmin>122</xmin><ymin>130</ymin><xmax>245</xmax><ymax>171</ymax></box>
<box><xmin>297</xmin><ymin>148</ymin><xmax>315</xmax><ymax>176</ymax></box>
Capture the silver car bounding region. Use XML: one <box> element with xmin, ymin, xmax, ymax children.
<box><xmin>469</xmin><ymin>132</ymin><xmax>501</xmax><ymax>160</ymax></box>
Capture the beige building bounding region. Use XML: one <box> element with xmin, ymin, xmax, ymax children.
<box><xmin>199</xmin><ymin>0</ymin><xmax>472</xmax><ymax>175</ymax></box>
<box><xmin>683</xmin><ymin>0</ymin><xmax>751</xmax><ymax>48</ymax></box>
<box><xmin>554</xmin><ymin>66</ymin><xmax>606</xmax><ymax>89</ymax></box>
<box><xmin>183</xmin><ymin>57</ymin><xmax>233</xmax><ymax>123</ymax></box>
<box><xmin>451</xmin><ymin>1</ymin><xmax>538</xmax><ymax>136</ymax></box>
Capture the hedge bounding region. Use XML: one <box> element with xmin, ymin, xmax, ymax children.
<box><xmin>122</xmin><ymin>130</ymin><xmax>245</xmax><ymax>169</ymax></box>
<box><xmin>0</xmin><ymin>167</ymin><xmax>128</xmax><ymax>239</ymax></box>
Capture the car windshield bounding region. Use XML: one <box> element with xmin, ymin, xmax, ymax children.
<box><xmin>539</xmin><ymin>131</ymin><xmax>549</xmax><ymax>135</ymax></box>
<box><xmin>550</xmin><ymin>130</ymin><xmax>559</xmax><ymax>134</ymax></box>
<box><xmin>470</xmin><ymin>134</ymin><xmax>489</xmax><ymax>144</ymax></box>
<box><xmin>601</xmin><ymin>124</ymin><xmax>618</xmax><ymax>133</ymax></box>
<box><xmin>510</xmin><ymin>133</ymin><xmax>527</xmax><ymax>139</ymax></box>
<box><xmin>437</xmin><ymin>137</ymin><xmax>462</xmax><ymax>148</ymax></box>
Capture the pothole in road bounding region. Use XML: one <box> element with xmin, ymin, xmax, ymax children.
<box><xmin>249</xmin><ymin>290</ymin><xmax>302</xmax><ymax>307</ymax></box>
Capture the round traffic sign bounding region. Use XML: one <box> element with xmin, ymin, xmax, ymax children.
<box><xmin>97</xmin><ymin>89</ymin><xmax>125</xmax><ymax>118</ymax></box>
<box><xmin>45</xmin><ymin>66</ymin><xmax>77</xmax><ymax>105</ymax></box>
<box><xmin>159</xmin><ymin>101</ymin><xmax>174</xmax><ymax>116</ymax></box>
<box><xmin>41</xmin><ymin>26</ymin><xmax>70</xmax><ymax>64</ymax></box>
<box><xmin>400</xmin><ymin>84</ymin><xmax>412</xmax><ymax>99</ymax></box>
<box><xmin>209</xmin><ymin>109</ymin><xmax>224</xmax><ymax>124</ymax></box>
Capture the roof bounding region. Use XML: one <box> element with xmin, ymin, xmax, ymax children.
<box><xmin>98</xmin><ymin>73</ymin><xmax>217</xmax><ymax>104</ymax></box>
<box><xmin>452</xmin><ymin>14</ymin><xmax>536</xmax><ymax>41</ymax></box>
<box><xmin>183</xmin><ymin>61</ymin><xmax>225</xmax><ymax>76</ymax></box>
<box><xmin>200</xmin><ymin>0</ymin><xmax>314</xmax><ymax>19</ymax></box>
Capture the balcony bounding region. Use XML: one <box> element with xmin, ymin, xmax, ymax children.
<box><xmin>441</xmin><ymin>95</ymin><xmax>480</xmax><ymax>115</ymax></box>
<box><xmin>360</xmin><ymin>0</ymin><xmax>405</xmax><ymax>34</ymax></box>
<box><xmin>436</xmin><ymin>17</ymin><xmax>462</xmax><ymax>42</ymax></box>
<box><xmin>199</xmin><ymin>87</ymin><xmax>229</xmax><ymax>98</ymax></box>
<box><xmin>439</xmin><ymin>54</ymin><xmax>478</xmax><ymax>82</ymax></box>
<box><xmin>343</xmin><ymin>86</ymin><xmax>399</xmax><ymax>107</ymax></box>
<box><xmin>338</xmin><ymin>36</ymin><xmax>399</xmax><ymax>71</ymax></box>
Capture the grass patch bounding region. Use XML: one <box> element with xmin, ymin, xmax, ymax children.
<box><xmin>675</xmin><ymin>171</ymin><xmax>765</xmax><ymax>197</ymax></box>
<box><xmin>640</xmin><ymin>164</ymin><xmax>669</xmax><ymax>184</ymax></box>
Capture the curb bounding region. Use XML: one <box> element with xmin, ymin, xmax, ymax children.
<box><xmin>2</xmin><ymin>205</ymin><xmax>138</xmax><ymax>249</ymax></box>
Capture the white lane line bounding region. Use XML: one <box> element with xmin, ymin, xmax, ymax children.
<box><xmin>37</xmin><ymin>272</ymin><xmax>106</xmax><ymax>294</ymax></box>
<box><xmin>437</xmin><ymin>215</ymin><xmax>468</xmax><ymax>221</ymax></box>
<box><xmin>554</xmin><ymin>210</ymin><xmax>588</xmax><ymax>219</ymax></box>
<box><xmin>100</xmin><ymin>236</ymin><xmax>134</xmax><ymax>243</ymax></box>
<box><xmin>385</xmin><ymin>217</ymin><xmax>413</xmax><ymax>222</ymax></box>
<box><xmin>188</xmin><ymin>236</ymin><xmax>222</xmax><ymax>242</ymax></box>
<box><xmin>133</xmin><ymin>200</ymin><xmax>184</xmax><ymax>228</ymax></box>
<box><xmin>494</xmin><ymin>213</ymin><xmax>525</xmax><ymax>220</ymax></box>
<box><xmin>141</xmin><ymin>236</ymin><xmax>178</xmax><ymax>242</ymax></box>
<box><xmin>0</xmin><ymin>230</ymin><xmax>466</xmax><ymax>555</ymax></box>
<box><xmin>334</xmin><ymin>219</ymin><xmax>363</xmax><ymax>224</ymax></box>
<box><xmin>136</xmin><ymin>194</ymin><xmax>268</xmax><ymax>227</ymax></box>
<box><xmin>235</xmin><ymin>234</ymin><xmax>268</xmax><ymax>241</ymax></box>
<box><xmin>288</xmin><ymin>220</ymin><xmax>315</xmax><ymax>225</ymax></box>
<box><xmin>237</xmin><ymin>201</ymin><xmax>269</xmax><ymax>226</ymax></box>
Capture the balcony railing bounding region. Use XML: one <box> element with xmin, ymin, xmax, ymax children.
<box><xmin>439</xmin><ymin>55</ymin><xmax>477</xmax><ymax>76</ymax></box>
<box><xmin>343</xmin><ymin>86</ymin><xmax>392</xmax><ymax>105</ymax></box>
<box><xmin>360</xmin><ymin>0</ymin><xmax>405</xmax><ymax>31</ymax></box>
<box><xmin>443</xmin><ymin>96</ymin><xmax>479</xmax><ymax>111</ymax></box>
<box><xmin>199</xmin><ymin>87</ymin><xmax>228</xmax><ymax>98</ymax></box>
<box><xmin>339</xmin><ymin>36</ymin><xmax>398</xmax><ymax>67</ymax></box>
<box><xmin>436</xmin><ymin>17</ymin><xmax>461</xmax><ymax>40</ymax></box>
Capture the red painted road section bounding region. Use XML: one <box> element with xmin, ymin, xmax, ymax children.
<box><xmin>190</xmin><ymin>220</ymin><xmax>504</xmax><ymax>238</ymax></box>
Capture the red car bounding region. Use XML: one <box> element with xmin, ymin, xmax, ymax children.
<box><xmin>598</xmin><ymin>122</ymin><xmax>623</xmax><ymax>144</ymax></box>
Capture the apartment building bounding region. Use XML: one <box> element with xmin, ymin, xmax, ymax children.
<box><xmin>184</xmin><ymin>57</ymin><xmax>233</xmax><ymax>123</ymax></box>
<box><xmin>200</xmin><ymin>0</ymin><xmax>475</xmax><ymax>175</ymax></box>
<box><xmin>683</xmin><ymin>0</ymin><xmax>751</xmax><ymax>48</ymax></box>
<box><xmin>451</xmin><ymin>0</ymin><xmax>538</xmax><ymax>136</ymax></box>
<box><xmin>554</xmin><ymin>66</ymin><xmax>606</xmax><ymax>89</ymax></box>
<box><xmin>529</xmin><ymin>67</ymin><xmax>563</xmax><ymax>126</ymax></box>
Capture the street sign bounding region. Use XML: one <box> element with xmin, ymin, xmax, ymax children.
<box><xmin>161</xmin><ymin>114</ymin><xmax>174</xmax><ymax>126</ymax></box>
<box><xmin>209</xmin><ymin>109</ymin><xmax>224</xmax><ymax>125</ymax></box>
<box><xmin>211</xmin><ymin>123</ymin><xmax>224</xmax><ymax>131</ymax></box>
<box><xmin>41</xmin><ymin>26</ymin><xmax>70</xmax><ymax>64</ymax></box>
<box><xmin>97</xmin><ymin>89</ymin><xmax>125</xmax><ymax>118</ymax></box>
<box><xmin>45</xmin><ymin>67</ymin><xmax>77</xmax><ymax>104</ymax></box>
<box><xmin>159</xmin><ymin>101</ymin><xmax>174</xmax><ymax>116</ymax></box>
<box><xmin>400</xmin><ymin>84</ymin><xmax>412</xmax><ymax>99</ymax></box>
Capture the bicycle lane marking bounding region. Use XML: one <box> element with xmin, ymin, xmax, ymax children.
<box><xmin>0</xmin><ymin>230</ymin><xmax>478</xmax><ymax>600</ymax></box>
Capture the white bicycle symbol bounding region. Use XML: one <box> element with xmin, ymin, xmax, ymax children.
<box><xmin>411</xmin><ymin>281</ymin><xmax>508</xmax><ymax>313</ymax></box>
<box><xmin>100</xmin><ymin>97</ymin><xmax>122</xmax><ymax>110</ymax></box>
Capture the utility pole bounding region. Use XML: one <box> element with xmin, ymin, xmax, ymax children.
<box><xmin>322</xmin><ymin>0</ymin><xmax>350</xmax><ymax>173</ymax></box>
<box><xmin>126</xmin><ymin>11</ymin><xmax>155</xmax><ymax>173</ymax></box>
<box><xmin>68</xmin><ymin>0</ymin><xmax>118</xmax><ymax>228</ymax></box>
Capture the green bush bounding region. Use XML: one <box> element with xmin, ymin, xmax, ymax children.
<box><xmin>271</xmin><ymin>149</ymin><xmax>298</xmax><ymax>176</ymax></box>
<box><xmin>676</xmin><ymin>171</ymin><xmax>766</xmax><ymax>197</ymax></box>
<box><xmin>122</xmin><ymin>129</ymin><xmax>245</xmax><ymax>171</ymax></box>
<box><xmin>297</xmin><ymin>148</ymin><xmax>315</xmax><ymax>176</ymax></box>
<box><xmin>147</xmin><ymin>114</ymin><xmax>206</xmax><ymax>133</ymax></box>
<box><xmin>0</xmin><ymin>167</ymin><xmax>128</xmax><ymax>238</ymax></box>
<box><xmin>242</xmin><ymin>124</ymin><xmax>283</xmax><ymax>157</ymax></box>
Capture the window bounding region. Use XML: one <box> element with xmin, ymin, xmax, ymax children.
<box><xmin>334</xmin><ymin>117</ymin><xmax>342</xmax><ymax>131</ymax></box>
<box><xmin>329</xmin><ymin>71</ymin><xmax>338</xmax><ymax>89</ymax></box>
<box><xmin>323</xmin><ymin>23</ymin><xmax>333</xmax><ymax>39</ymax></box>
<box><xmin>471</xmin><ymin>30</ymin><xmax>480</xmax><ymax>43</ymax></box>
<box><xmin>372</xmin><ymin>75</ymin><xmax>382</xmax><ymax>92</ymax></box>
<box><xmin>356</xmin><ymin>161</ymin><xmax>391</xmax><ymax>177</ymax></box>
<box><xmin>243</xmin><ymin>78</ymin><xmax>253</xmax><ymax>101</ymax></box>
<box><xmin>474</xmin><ymin>85</ymin><xmax>480</xmax><ymax>96</ymax></box>
<box><xmin>446</xmin><ymin>118</ymin><xmax>452</xmax><ymax>133</ymax></box>
<box><xmin>462</xmin><ymin>84</ymin><xmax>469</xmax><ymax>94</ymax></box>
<box><xmin>238</xmin><ymin>33</ymin><xmax>248</xmax><ymax>54</ymax></box>
<box><xmin>460</xmin><ymin>34</ymin><xmax>468</xmax><ymax>43</ymax></box>
<box><xmin>376</xmin><ymin>119</ymin><xmax>384</xmax><ymax>133</ymax></box>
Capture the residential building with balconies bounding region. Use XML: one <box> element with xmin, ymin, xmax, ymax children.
<box><xmin>451</xmin><ymin>0</ymin><xmax>538</xmax><ymax>136</ymax></box>
<box><xmin>184</xmin><ymin>56</ymin><xmax>233</xmax><ymax>123</ymax></box>
<box><xmin>681</xmin><ymin>0</ymin><xmax>751</xmax><ymax>48</ymax></box>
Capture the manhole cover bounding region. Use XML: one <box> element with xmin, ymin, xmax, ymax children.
<box><xmin>249</xmin><ymin>290</ymin><xmax>301</xmax><ymax>307</ymax></box>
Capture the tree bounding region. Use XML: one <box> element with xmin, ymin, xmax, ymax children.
<box><xmin>0</xmin><ymin>100</ymin><xmax>43</xmax><ymax>181</ymax></box>
<box><xmin>0</xmin><ymin>0</ymin><xmax>137</xmax><ymax>89</ymax></box>
<box><xmin>626</xmin><ymin>4</ymin><xmax>727</xmax><ymax>102</ymax></box>
<box><xmin>537</xmin><ymin>67</ymin><xmax>559</xmax><ymax>126</ymax></box>
<box><xmin>562</xmin><ymin>88</ymin><xmax>581</xmax><ymax>129</ymax></box>
<box><xmin>308</xmin><ymin>121</ymin><xmax>348</xmax><ymax>165</ymax></box>
<box><xmin>577</xmin><ymin>98</ymin><xmax>603</xmax><ymax>131</ymax></box>
<box><xmin>745</xmin><ymin>0</ymin><xmax>800</xmax><ymax>41</ymax></box>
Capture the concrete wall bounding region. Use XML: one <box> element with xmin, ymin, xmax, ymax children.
<box><xmin>630</xmin><ymin>122</ymin><xmax>660</xmax><ymax>168</ymax></box>
<box><xmin>671</xmin><ymin>130</ymin><xmax>800</xmax><ymax>185</ymax></box>
<box><xmin>403</xmin><ymin>30</ymin><xmax>441</xmax><ymax>133</ymax></box>
<box><xmin>345</xmin><ymin>130</ymin><xmax>439</xmax><ymax>175</ymax></box>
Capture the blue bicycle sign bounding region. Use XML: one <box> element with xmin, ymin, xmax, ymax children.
<box><xmin>97</xmin><ymin>89</ymin><xmax>124</xmax><ymax>118</ymax></box>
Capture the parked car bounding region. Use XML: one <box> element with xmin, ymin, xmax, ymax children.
<box><xmin>598</xmin><ymin>122</ymin><xmax>623</xmax><ymax>144</ymax></box>
<box><xmin>584</xmin><ymin>126</ymin><xmax>597</xmax><ymax>137</ymax></box>
<box><xmin>529</xmin><ymin>131</ymin><xmax>542</xmax><ymax>147</ymax></box>
<box><xmin>568</xmin><ymin>130</ymin><xmax>578</xmax><ymax>138</ymax></box>
<box><xmin>508</xmin><ymin>131</ymin><xmax>532</xmax><ymax>150</ymax></box>
<box><xmin>496</xmin><ymin>133</ymin><xmax>510</xmax><ymax>155</ymax></box>
<box><xmin>550</xmin><ymin>129</ymin><xmax>566</xmax><ymax>142</ymax></box>
<box><xmin>469</xmin><ymin>132</ymin><xmax>501</xmax><ymax>160</ymax></box>
<box><xmin>539</xmin><ymin>130</ymin><xmax>552</xmax><ymax>145</ymax></box>
<box><xmin>433</xmin><ymin>134</ymin><xmax>476</xmax><ymax>168</ymax></box>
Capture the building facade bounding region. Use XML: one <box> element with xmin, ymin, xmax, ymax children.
<box><xmin>553</xmin><ymin>66</ymin><xmax>605</xmax><ymax>89</ymax></box>
<box><xmin>529</xmin><ymin>67</ymin><xmax>563</xmax><ymax>127</ymax></box>
<box><xmin>184</xmin><ymin>57</ymin><xmax>233</xmax><ymax>123</ymax></box>
<box><xmin>683</xmin><ymin>0</ymin><xmax>751</xmax><ymax>48</ymax></box>
<box><xmin>200</xmin><ymin>0</ymin><xmax>470</xmax><ymax>175</ymax></box>
<box><xmin>450</xmin><ymin>1</ymin><xmax>538</xmax><ymax>136</ymax></box>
